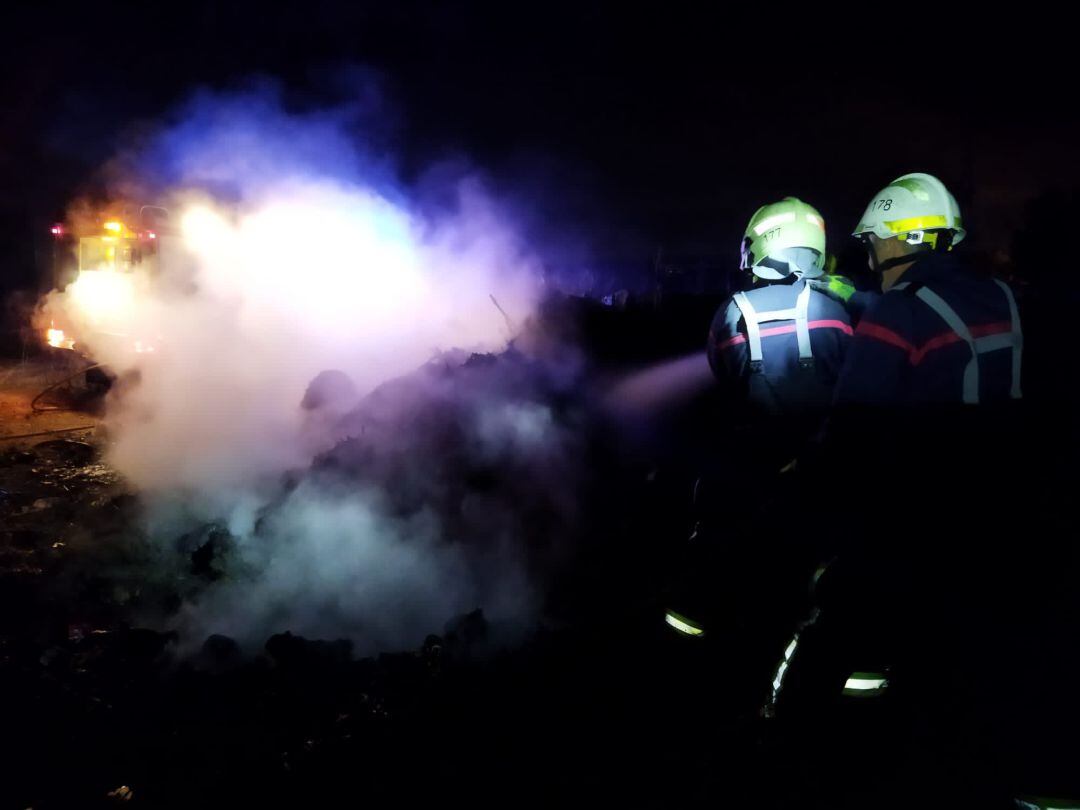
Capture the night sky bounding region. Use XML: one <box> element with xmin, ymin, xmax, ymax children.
<box><xmin>2</xmin><ymin>2</ymin><xmax>1076</xmax><ymax>296</ymax></box>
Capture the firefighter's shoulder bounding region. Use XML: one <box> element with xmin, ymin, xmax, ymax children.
<box><xmin>852</xmin><ymin>288</ymin><xmax>920</xmax><ymax>353</ymax></box>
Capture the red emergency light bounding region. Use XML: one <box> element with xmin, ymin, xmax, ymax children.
<box><xmin>50</xmin><ymin>224</ymin><xmax>64</xmax><ymax>236</ymax></box>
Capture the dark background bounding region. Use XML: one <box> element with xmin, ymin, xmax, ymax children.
<box><xmin>2</xmin><ymin>2</ymin><xmax>1076</xmax><ymax>301</ymax></box>
<box><xmin>1</xmin><ymin>8</ymin><xmax>1077</xmax><ymax>805</ymax></box>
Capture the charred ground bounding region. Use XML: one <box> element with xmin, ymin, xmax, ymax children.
<box><xmin>0</xmin><ymin>295</ymin><xmax>741</xmax><ymax>807</ymax></box>
<box><xmin>3</xmin><ymin>287</ymin><xmax>1077</xmax><ymax>807</ymax></box>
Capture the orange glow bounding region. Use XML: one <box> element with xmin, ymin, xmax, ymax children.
<box><xmin>46</xmin><ymin>327</ymin><xmax>75</xmax><ymax>350</ymax></box>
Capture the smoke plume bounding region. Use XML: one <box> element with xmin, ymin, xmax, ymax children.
<box><xmin>38</xmin><ymin>80</ymin><xmax>582</xmax><ymax>654</ymax></box>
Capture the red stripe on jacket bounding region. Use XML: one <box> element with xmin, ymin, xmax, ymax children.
<box><xmin>856</xmin><ymin>320</ymin><xmax>1014</xmax><ymax>366</ymax></box>
<box><xmin>717</xmin><ymin>319</ymin><xmax>854</xmax><ymax>351</ymax></box>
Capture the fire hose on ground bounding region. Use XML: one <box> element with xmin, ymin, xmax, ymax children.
<box><xmin>30</xmin><ymin>363</ymin><xmax>106</xmax><ymax>414</ymax></box>
<box><xmin>0</xmin><ymin>424</ymin><xmax>97</xmax><ymax>443</ymax></box>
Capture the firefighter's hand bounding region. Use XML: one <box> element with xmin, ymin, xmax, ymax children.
<box><xmin>807</xmin><ymin>274</ymin><xmax>856</xmax><ymax>304</ymax></box>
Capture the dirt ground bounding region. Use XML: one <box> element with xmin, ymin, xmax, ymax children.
<box><xmin>1</xmin><ymin>339</ymin><xmax>1074</xmax><ymax>807</ymax></box>
<box><xmin>0</xmin><ymin>355</ymin><xmax>103</xmax><ymax>446</ymax></box>
<box><xmin>0</xmin><ymin>408</ymin><xmax>713</xmax><ymax>808</ymax></box>
<box><xmin>0</xmin><ymin>351</ymin><xmax>711</xmax><ymax>808</ymax></box>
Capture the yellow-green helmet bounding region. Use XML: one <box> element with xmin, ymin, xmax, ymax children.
<box><xmin>740</xmin><ymin>197</ymin><xmax>827</xmax><ymax>280</ymax></box>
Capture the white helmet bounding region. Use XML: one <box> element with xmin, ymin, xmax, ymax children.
<box><xmin>852</xmin><ymin>172</ymin><xmax>965</xmax><ymax>250</ymax></box>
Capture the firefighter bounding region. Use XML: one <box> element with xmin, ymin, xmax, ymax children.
<box><xmin>707</xmin><ymin>196</ymin><xmax>853</xmax><ymax>428</ymax></box>
<box><xmin>834</xmin><ymin>171</ymin><xmax>1022</xmax><ymax>407</ymax></box>
<box><xmin>665</xmin><ymin>199</ymin><xmax>851</xmax><ymax>652</ymax></box>
<box><xmin>828</xmin><ymin>170</ymin><xmax>1025</xmax><ymax>638</ymax></box>
<box><xmin>764</xmin><ymin>176</ymin><xmax>1030</xmax><ymax>798</ymax></box>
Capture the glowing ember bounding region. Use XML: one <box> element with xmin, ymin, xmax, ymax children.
<box><xmin>46</xmin><ymin>326</ymin><xmax>75</xmax><ymax>350</ymax></box>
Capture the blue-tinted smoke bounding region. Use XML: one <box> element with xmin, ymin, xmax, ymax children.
<box><xmin>46</xmin><ymin>76</ymin><xmax>588</xmax><ymax>656</ymax></box>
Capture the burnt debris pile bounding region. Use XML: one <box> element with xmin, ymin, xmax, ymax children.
<box><xmin>1</xmin><ymin>297</ymin><xmax>726</xmax><ymax>807</ymax></box>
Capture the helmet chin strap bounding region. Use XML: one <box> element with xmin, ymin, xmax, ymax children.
<box><xmin>756</xmin><ymin>256</ymin><xmax>794</xmax><ymax>278</ymax></box>
<box><xmin>873</xmin><ymin>251</ymin><xmax>928</xmax><ymax>273</ymax></box>
<box><xmin>867</xmin><ymin>235</ymin><xmax>934</xmax><ymax>274</ymax></box>
<box><xmin>756</xmin><ymin>255</ymin><xmax>807</xmax><ymax>280</ymax></box>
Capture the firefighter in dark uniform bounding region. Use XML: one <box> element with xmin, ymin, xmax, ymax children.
<box><xmin>837</xmin><ymin>172</ymin><xmax>1021</xmax><ymax>408</ymax></box>
<box><xmin>767</xmin><ymin>174</ymin><xmax>1029</xmax><ymax>804</ymax></box>
<box><xmin>708</xmin><ymin>197</ymin><xmax>853</xmax><ymax>433</ymax></box>
<box><xmin>665</xmin><ymin>199</ymin><xmax>853</xmax><ymax>685</ymax></box>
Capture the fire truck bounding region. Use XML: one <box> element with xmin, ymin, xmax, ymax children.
<box><xmin>44</xmin><ymin>204</ymin><xmax>170</xmax><ymax>355</ymax></box>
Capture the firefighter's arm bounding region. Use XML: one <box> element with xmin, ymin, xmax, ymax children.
<box><xmin>706</xmin><ymin>299</ymin><xmax>750</xmax><ymax>396</ymax></box>
<box><xmin>833</xmin><ymin>296</ymin><xmax>914</xmax><ymax>406</ymax></box>
<box><xmin>807</xmin><ymin>275</ymin><xmax>879</xmax><ymax>320</ymax></box>
<box><xmin>822</xmin><ymin>302</ymin><xmax>913</xmax><ymax>461</ymax></box>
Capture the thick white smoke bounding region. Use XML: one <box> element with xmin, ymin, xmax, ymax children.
<box><xmin>95</xmin><ymin>176</ymin><xmax>539</xmax><ymax>499</ymax></box>
<box><xmin>38</xmin><ymin>84</ymin><xmax>570</xmax><ymax>654</ymax></box>
<box><xmin>171</xmin><ymin>480</ymin><xmax>540</xmax><ymax>653</ymax></box>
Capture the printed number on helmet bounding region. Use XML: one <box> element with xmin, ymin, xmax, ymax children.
<box><xmin>872</xmin><ymin>199</ymin><xmax>893</xmax><ymax>211</ymax></box>
<box><xmin>763</xmin><ymin>228</ymin><xmax>782</xmax><ymax>241</ymax></box>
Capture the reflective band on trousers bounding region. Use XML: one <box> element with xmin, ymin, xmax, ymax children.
<box><xmin>842</xmin><ymin>673</ymin><xmax>888</xmax><ymax>696</ymax></box>
<box><xmin>732</xmin><ymin>283</ymin><xmax>813</xmax><ymax>364</ymax></box>
<box><xmin>1014</xmin><ymin>797</ymin><xmax>1080</xmax><ymax>810</ymax></box>
<box><xmin>665</xmin><ymin>611</ymin><xmax>705</xmax><ymax>637</ymax></box>
<box><xmin>769</xmin><ymin>633</ymin><xmax>801</xmax><ymax>703</ymax></box>
<box><xmin>892</xmin><ymin>280</ymin><xmax>1023</xmax><ymax>404</ymax></box>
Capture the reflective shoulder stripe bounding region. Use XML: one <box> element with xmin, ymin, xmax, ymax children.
<box><xmin>994</xmin><ymin>279</ymin><xmax>1023</xmax><ymax>399</ymax></box>
<box><xmin>732</xmin><ymin>291</ymin><xmax>763</xmax><ymax>362</ymax></box>
<box><xmin>916</xmin><ymin>287</ymin><xmax>975</xmax><ymax>343</ymax></box>
<box><xmin>733</xmin><ymin>286</ymin><xmax>816</xmax><ymax>365</ymax></box>
<box><xmin>753</xmin><ymin>307</ymin><xmax>800</xmax><ymax>321</ymax></box>
<box><xmin>795</xmin><ymin>283</ymin><xmax>812</xmax><ymax>360</ymax></box>
<box><xmin>915</xmin><ymin>286</ymin><xmax>980</xmax><ymax>404</ymax></box>
<box><xmin>894</xmin><ymin>279</ymin><xmax>1022</xmax><ymax>400</ymax></box>
<box><xmin>974</xmin><ymin>333</ymin><xmax>1017</xmax><ymax>353</ymax></box>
